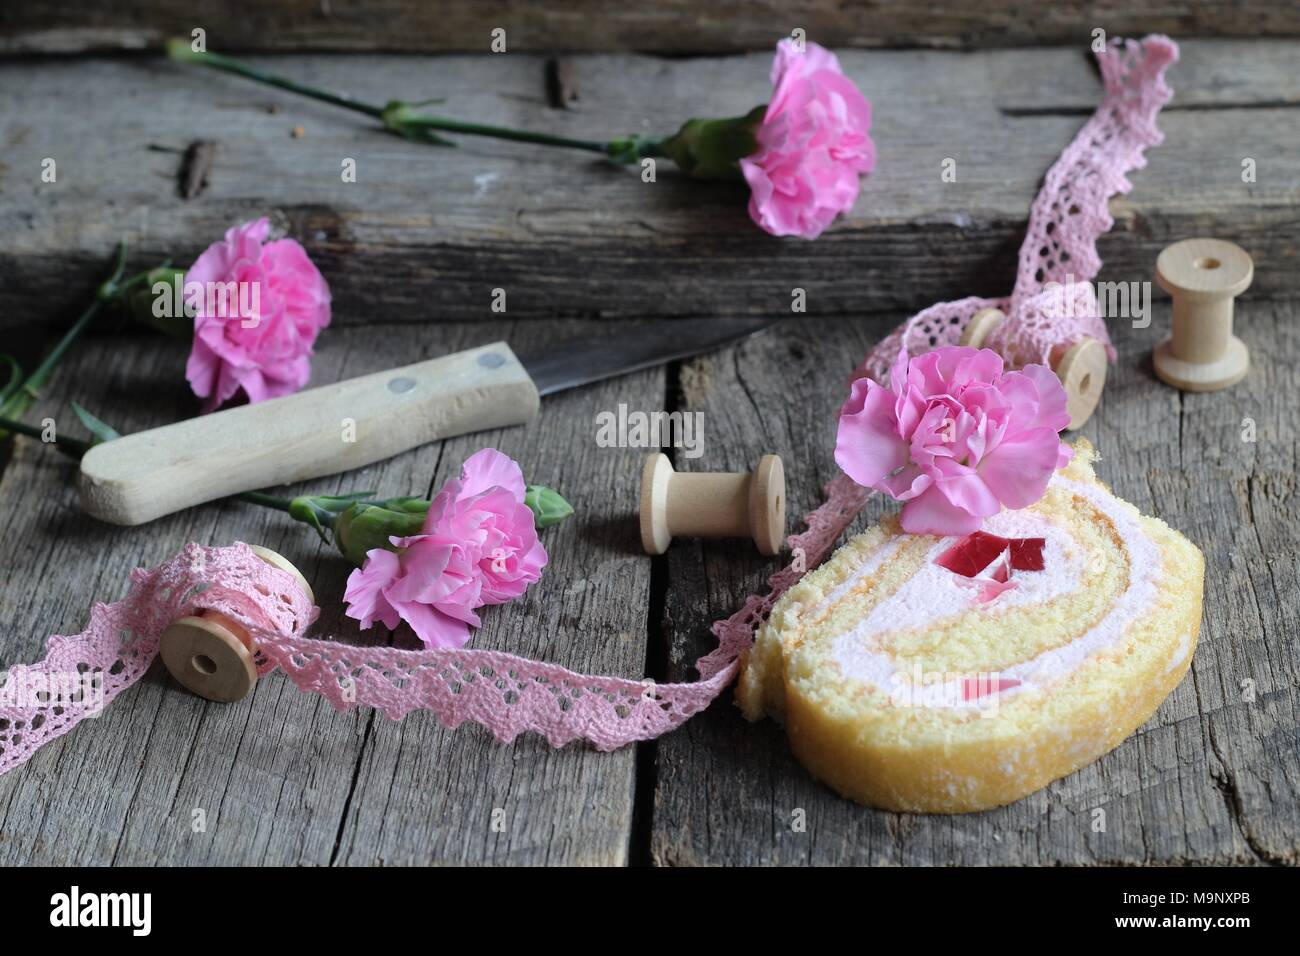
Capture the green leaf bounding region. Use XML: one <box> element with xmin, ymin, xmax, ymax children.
<box><xmin>0</xmin><ymin>354</ymin><xmax>22</xmax><ymax>405</ymax></box>
<box><xmin>306</xmin><ymin>491</ymin><xmax>378</xmax><ymax>513</ymax></box>
<box><xmin>71</xmin><ymin>401</ymin><xmax>123</xmax><ymax>445</ymax></box>
<box><xmin>525</xmin><ymin>485</ymin><xmax>574</xmax><ymax>529</ymax></box>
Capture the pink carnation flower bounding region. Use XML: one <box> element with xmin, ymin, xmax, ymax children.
<box><xmin>185</xmin><ymin>217</ymin><xmax>331</xmax><ymax>410</ymax></box>
<box><xmin>835</xmin><ymin>347</ymin><xmax>1073</xmax><ymax>536</ymax></box>
<box><xmin>740</xmin><ymin>40</ymin><xmax>875</xmax><ymax>240</ymax></box>
<box><xmin>343</xmin><ymin>449</ymin><xmax>547</xmax><ymax>648</ymax></box>
<box><xmin>433</xmin><ymin>449</ymin><xmax>549</xmax><ymax>606</ymax></box>
<box><xmin>341</xmin><ymin>531</ymin><xmax>485</xmax><ymax>649</ymax></box>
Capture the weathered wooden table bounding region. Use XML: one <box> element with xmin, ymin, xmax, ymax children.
<box><xmin>1</xmin><ymin>8</ymin><xmax>1297</xmax><ymax>865</ymax></box>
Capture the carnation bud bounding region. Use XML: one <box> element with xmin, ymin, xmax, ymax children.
<box><xmin>524</xmin><ymin>485</ymin><xmax>573</xmax><ymax>528</ymax></box>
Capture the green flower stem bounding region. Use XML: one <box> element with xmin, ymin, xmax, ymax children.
<box><xmin>239</xmin><ymin>490</ymin><xmax>298</xmax><ymax>514</ymax></box>
<box><xmin>394</xmin><ymin>113</ymin><xmax>612</xmax><ymax>153</ymax></box>
<box><xmin>166</xmin><ymin>41</ymin><xmax>384</xmax><ymax>120</ymax></box>
<box><xmin>5</xmin><ymin>243</ymin><xmax>125</xmax><ymax>413</ymax></box>
<box><xmin>0</xmin><ymin>243</ymin><xmax>165</xmax><ymax>438</ymax></box>
<box><xmin>22</xmin><ymin>303</ymin><xmax>109</xmax><ymax>400</ymax></box>
<box><xmin>0</xmin><ymin>415</ymin><xmax>88</xmax><ymax>459</ymax></box>
<box><xmin>167</xmin><ymin>40</ymin><xmax>613</xmax><ymax>156</ymax></box>
<box><xmin>2</xmin><ymin>246</ymin><xmax>166</xmax><ymax>415</ymax></box>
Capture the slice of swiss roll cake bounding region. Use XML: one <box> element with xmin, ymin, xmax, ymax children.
<box><xmin>737</xmin><ymin>440</ymin><xmax>1204</xmax><ymax>813</ymax></box>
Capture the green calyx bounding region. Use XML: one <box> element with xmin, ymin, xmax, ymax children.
<box><xmin>127</xmin><ymin>266</ymin><xmax>193</xmax><ymax>338</ymax></box>
<box><xmin>651</xmin><ymin>106</ymin><xmax>766</xmax><ymax>180</ymax></box>
<box><xmin>330</xmin><ymin>497</ymin><xmax>430</xmax><ymax>566</ymax></box>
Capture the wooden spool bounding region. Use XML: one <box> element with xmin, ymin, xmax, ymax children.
<box><xmin>158</xmin><ymin>546</ymin><xmax>313</xmax><ymax>703</ymax></box>
<box><xmin>640</xmin><ymin>453</ymin><xmax>785</xmax><ymax>556</ymax></box>
<box><xmin>960</xmin><ymin>307</ymin><xmax>1108</xmax><ymax>430</ymax></box>
<box><xmin>1153</xmin><ymin>238</ymin><xmax>1253</xmax><ymax>392</ymax></box>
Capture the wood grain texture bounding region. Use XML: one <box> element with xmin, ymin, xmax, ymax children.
<box><xmin>0</xmin><ymin>312</ymin><xmax>1295</xmax><ymax>865</ymax></box>
<box><xmin>650</xmin><ymin>302</ymin><xmax>1299</xmax><ymax>865</ymax></box>
<box><xmin>3</xmin><ymin>2</ymin><xmax>1300</xmax><ymax>54</ymax></box>
<box><xmin>1</xmin><ymin>30</ymin><xmax>1297</xmax><ymax>866</ymax></box>
<box><xmin>0</xmin><ymin>319</ymin><xmax>659</xmax><ymax>865</ymax></box>
<box><xmin>1</xmin><ymin>41</ymin><xmax>1297</xmax><ymax>330</ymax></box>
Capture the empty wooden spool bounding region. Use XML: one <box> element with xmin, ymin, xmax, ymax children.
<box><xmin>960</xmin><ymin>307</ymin><xmax>1108</xmax><ymax>430</ymax></box>
<box><xmin>1153</xmin><ymin>238</ymin><xmax>1253</xmax><ymax>392</ymax></box>
<box><xmin>158</xmin><ymin>546</ymin><xmax>313</xmax><ymax>703</ymax></box>
<box><xmin>640</xmin><ymin>453</ymin><xmax>785</xmax><ymax>556</ymax></box>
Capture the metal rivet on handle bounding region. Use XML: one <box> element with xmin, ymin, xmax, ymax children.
<box><xmin>387</xmin><ymin>376</ymin><xmax>416</xmax><ymax>394</ymax></box>
<box><xmin>478</xmin><ymin>352</ymin><xmax>506</xmax><ymax>369</ymax></box>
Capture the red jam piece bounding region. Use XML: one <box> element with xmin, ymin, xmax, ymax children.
<box><xmin>1009</xmin><ymin>537</ymin><xmax>1046</xmax><ymax>571</ymax></box>
<box><xmin>937</xmin><ymin>532</ymin><xmax>1048</xmax><ymax>577</ymax></box>
<box><xmin>935</xmin><ymin>530</ymin><xmax>1011</xmax><ymax>577</ymax></box>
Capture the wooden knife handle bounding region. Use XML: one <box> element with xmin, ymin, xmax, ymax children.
<box><xmin>78</xmin><ymin>342</ymin><xmax>540</xmax><ymax>525</ymax></box>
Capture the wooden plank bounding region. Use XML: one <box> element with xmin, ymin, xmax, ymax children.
<box><xmin>3</xmin><ymin>2</ymin><xmax>1300</xmax><ymax>54</ymax></box>
<box><xmin>650</xmin><ymin>302</ymin><xmax>1300</xmax><ymax>864</ymax></box>
<box><xmin>0</xmin><ymin>319</ymin><xmax>657</xmax><ymax>865</ymax></box>
<box><xmin>1164</xmin><ymin>300</ymin><xmax>1300</xmax><ymax>864</ymax></box>
<box><xmin>329</xmin><ymin>334</ymin><xmax>659</xmax><ymax>866</ymax></box>
<box><xmin>1</xmin><ymin>41</ymin><xmax>1297</xmax><ymax>330</ymax></box>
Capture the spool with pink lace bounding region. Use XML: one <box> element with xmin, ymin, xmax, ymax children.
<box><xmin>0</xmin><ymin>35</ymin><xmax>1178</xmax><ymax>776</ymax></box>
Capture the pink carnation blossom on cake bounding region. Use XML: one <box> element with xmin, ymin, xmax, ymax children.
<box><xmin>343</xmin><ymin>449</ymin><xmax>547</xmax><ymax>648</ymax></box>
<box><xmin>740</xmin><ymin>40</ymin><xmax>875</xmax><ymax>240</ymax></box>
<box><xmin>835</xmin><ymin>346</ymin><xmax>1072</xmax><ymax>536</ymax></box>
<box><xmin>185</xmin><ymin>217</ymin><xmax>331</xmax><ymax>410</ymax></box>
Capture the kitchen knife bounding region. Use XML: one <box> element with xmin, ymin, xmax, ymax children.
<box><xmin>78</xmin><ymin>318</ymin><xmax>776</xmax><ymax>525</ymax></box>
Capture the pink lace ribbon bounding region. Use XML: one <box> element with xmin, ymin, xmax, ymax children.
<box><xmin>854</xmin><ymin>35</ymin><xmax>1176</xmax><ymax>384</ymax></box>
<box><xmin>1</xmin><ymin>480</ymin><xmax>863</xmax><ymax>773</ymax></box>
<box><xmin>0</xmin><ymin>36</ymin><xmax>1177</xmax><ymax>773</ymax></box>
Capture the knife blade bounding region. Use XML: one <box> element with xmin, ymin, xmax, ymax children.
<box><xmin>78</xmin><ymin>318</ymin><xmax>778</xmax><ymax>525</ymax></box>
<box><xmin>521</xmin><ymin>316</ymin><xmax>776</xmax><ymax>396</ymax></box>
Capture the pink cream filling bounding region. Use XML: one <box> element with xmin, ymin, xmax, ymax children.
<box><xmin>819</xmin><ymin>477</ymin><xmax>1166</xmax><ymax>710</ymax></box>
